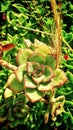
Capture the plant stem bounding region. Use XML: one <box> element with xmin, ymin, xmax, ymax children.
<box><xmin>54</xmin><ymin>95</ymin><xmax>65</xmax><ymax>102</ymax></box>
<box><xmin>18</xmin><ymin>25</ymin><xmax>53</xmax><ymax>36</ymax></box>
<box><xmin>18</xmin><ymin>25</ymin><xmax>73</xmax><ymax>52</ymax></box>
<box><xmin>0</xmin><ymin>59</ymin><xmax>17</xmax><ymax>71</ymax></box>
<box><xmin>50</xmin><ymin>0</ymin><xmax>62</xmax><ymax>68</ymax></box>
<box><xmin>62</xmin><ymin>37</ymin><xmax>73</xmax><ymax>51</ymax></box>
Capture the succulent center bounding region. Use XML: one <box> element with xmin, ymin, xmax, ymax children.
<box><xmin>32</xmin><ymin>64</ymin><xmax>45</xmax><ymax>78</ymax></box>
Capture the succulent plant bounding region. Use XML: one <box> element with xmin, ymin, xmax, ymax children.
<box><xmin>0</xmin><ymin>39</ymin><xmax>68</xmax><ymax>127</ymax></box>
<box><xmin>4</xmin><ymin>39</ymin><xmax>67</xmax><ymax>103</ymax></box>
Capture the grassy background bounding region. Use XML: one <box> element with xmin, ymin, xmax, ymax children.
<box><xmin>0</xmin><ymin>0</ymin><xmax>73</xmax><ymax>130</ymax></box>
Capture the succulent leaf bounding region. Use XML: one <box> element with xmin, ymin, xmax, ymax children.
<box><xmin>16</xmin><ymin>48</ymin><xmax>33</xmax><ymax>65</ymax></box>
<box><xmin>4</xmin><ymin>88</ymin><xmax>13</xmax><ymax>99</ymax></box>
<box><xmin>51</xmin><ymin>69</ymin><xmax>68</xmax><ymax>87</ymax></box>
<box><xmin>26</xmin><ymin>62</ymin><xmax>39</xmax><ymax>76</ymax></box>
<box><xmin>32</xmin><ymin>75</ymin><xmax>44</xmax><ymax>84</ymax></box>
<box><xmin>14</xmin><ymin>64</ymin><xmax>26</xmax><ymax>82</ymax></box>
<box><xmin>13</xmin><ymin>105</ymin><xmax>29</xmax><ymax>118</ymax></box>
<box><xmin>38</xmin><ymin>68</ymin><xmax>68</xmax><ymax>91</ymax></box>
<box><xmin>45</xmin><ymin>54</ymin><xmax>56</xmax><ymax>69</ymax></box>
<box><xmin>34</xmin><ymin>44</ymin><xmax>51</xmax><ymax>57</ymax></box>
<box><xmin>25</xmin><ymin>88</ymin><xmax>42</xmax><ymax>103</ymax></box>
<box><xmin>24</xmin><ymin>75</ymin><xmax>37</xmax><ymax>88</ymax></box>
<box><xmin>43</xmin><ymin>66</ymin><xmax>55</xmax><ymax>82</ymax></box>
<box><xmin>28</xmin><ymin>52</ymin><xmax>45</xmax><ymax>64</ymax></box>
<box><xmin>38</xmin><ymin>82</ymin><xmax>53</xmax><ymax>92</ymax></box>
<box><xmin>5</xmin><ymin>74</ymin><xmax>24</xmax><ymax>93</ymax></box>
<box><xmin>8</xmin><ymin>108</ymin><xmax>15</xmax><ymax>122</ymax></box>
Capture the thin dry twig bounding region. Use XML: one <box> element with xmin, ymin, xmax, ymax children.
<box><xmin>0</xmin><ymin>59</ymin><xmax>17</xmax><ymax>71</ymax></box>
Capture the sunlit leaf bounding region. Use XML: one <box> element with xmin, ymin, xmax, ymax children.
<box><xmin>5</xmin><ymin>74</ymin><xmax>24</xmax><ymax>93</ymax></box>
<box><xmin>25</xmin><ymin>88</ymin><xmax>42</xmax><ymax>102</ymax></box>
<box><xmin>28</xmin><ymin>52</ymin><xmax>45</xmax><ymax>64</ymax></box>
<box><xmin>14</xmin><ymin>64</ymin><xmax>26</xmax><ymax>82</ymax></box>
<box><xmin>32</xmin><ymin>75</ymin><xmax>44</xmax><ymax>84</ymax></box>
<box><xmin>24</xmin><ymin>75</ymin><xmax>36</xmax><ymax>88</ymax></box>
<box><xmin>16</xmin><ymin>49</ymin><xmax>33</xmax><ymax>65</ymax></box>
<box><xmin>45</xmin><ymin>54</ymin><xmax>57</xmax><ymax>69</ymax></box>
<box><xmin>38</xmin><ymin>82</ymin><xmax>53</xmax><ymax>92</ymax></box>
<box><xmin>1</xmin><ymin>1</ymin><xmax>10</xmax><ymax>12</ymax></box>
<box><xmin>51</xmin><ymin>69</ymin><xmax>68</xmax><ymax>87</ymax></box>
<box><xmin>43</xmin><ymin>66</ymin><xmax>55</xmax><ymax>82</ymax></box>
<box><xmin>35</xmin><ymin>44</ymin><xmax>51</xmax><ymax>57</ymax></box>
<box><xmin>13</xmin><ymin>4</ymin><xmax>28</xmax><ymax>13</ymax></box>
<box><xmin>4</xmin><ymin>88</ymin><xmax>13</xmax><ymax>99</ymax></box>
<box><xmin>26</xmin><ymin>62</ymin><xmax>39</xmax><ymax>76</ymax></box>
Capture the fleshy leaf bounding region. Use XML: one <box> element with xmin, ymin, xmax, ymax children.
<box><xmin>34</xmin><ymin>44</ymin><xmax>51</xmax><ymax>57</ymax></box>
<box><xmin>5</xmin><ymin>96</ymin><xmax>13</xmax><ymax>109</ymax></box>
<box><xmin>51</xmin><ymin>69</ymin><xmax>68</xmax><ymax>87</ymax></box>
<box><xmin>24</xmin><ymin>39</ymin><xmax>36</xmax><ymax>50</ymax></box>
<box><xmin>14</xmin><ymin>64</ymin><xmax>26</xmax><ymax>82</ymax></box>
<box><xmin>0</xmin><ymin>104</ymin><xmax>7</xmax><ymax>119</ymax></box>
<box><xmin>5</xmin><ymin>74</ymin><xmax>15</xmax><ymax>88</ymax></box>
<box><xmin>16</xmin><ymin>48</ymin><xmax>33</xmax><ymax>65</ymax></box>
<box><xmin>38</xmin><ymin>82</ymin><xmax>53</xmax><ymax>92</ymax></box>
<box><xmin>13</xmin><ymin>105</ymin><xmax>29</xmax><ymax>118</ymax></box>
<box><xmin>24</xmin><ymin>75</ymin><xmax>37</xmax><ymax>88</ymax></box>
<box><xmin>8</xmin><ymin>108</ymin><xmax>15</xmax><ymax>122</ymax></box>
<box><xmin>26</xmin><ymin>62</ymin><xmax>39</xmax><ymax>76</ymax></box>
<box><xmin>5</xmin><ymin>74</ymin><xmax>24</xmax><ymax>93</ymax></box>
<box><xmin>43</xmin><ymin>66</ymin><xmax>55</xmax><ymax>82</ymax></box>
<box><xmin>25</xmin><ymin>88</ymin><xmax>42</xmax><ymax>102</ymax></box>
<box><xmin>38</xmin><ymin>69</ymin><xmax>67</xmax><ymax>91</ymax></box>
<box><xmin>24</xmin><ymin>39</ymin><xmax>32</xmax><ymax>48</ymax></box>
<box><xmin>9</xmin><ymin>119</ymin><xmax>19</xmax><ymax>128</ymax></box>
<box><xmin>3</xmin><ymin>44</ymin><xmax>15</xmax><ymax>51</ymax></box>
<box><xmin>4</xmin><ymin>88</ymin><xmax>13</xmax><ymax>99</ymax></box>
<box><xmin>32</xmin><ymin>75</ymin><xmax>44</xmax><ymax>84</ymax></box>
<box><xmin>28</xmin><ymin>52</ymin><xmax>45</xmax><ymax>64</ymax></box>
<box><xmin>45</xmin><ymin>54</ymin><xmax>56</xmax><ymax>69</ymax></box>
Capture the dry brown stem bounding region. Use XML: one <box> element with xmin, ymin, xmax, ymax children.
<box><xmin>50</xmin><ymin>0</ymin><xmax>62</xmax><ymax>67</ymax></box>
<box><xmin>0</xmin><ymin>59</ymin><xmax>17</xmax><ymax>71</ymax></box>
